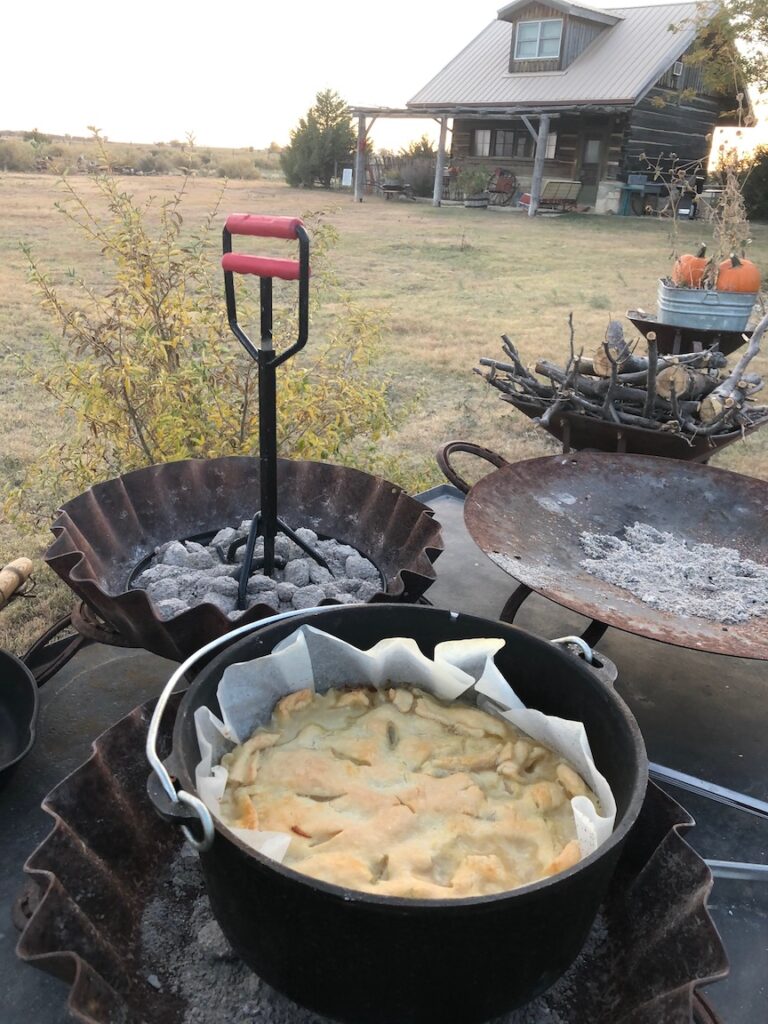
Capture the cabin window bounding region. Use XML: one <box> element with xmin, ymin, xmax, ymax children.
<box><xmin>514</xmin><ymin>19</ymin><xmax>563</xmax><ymax>60</ymax></box>
<box><xmin>472</xmin><ymin>128</ymin><xmax>557</xmax><ymax>161</ymax></box>
<box><xmin>473</xmin><ymin>129</ymin><xmax>491</xmax><ymax>157</ymax></box>
<box><xmin>493</xmin><ymin>130</ymin><xmax>516</xmax><ymax>158</ymax></box>
<box><xmin>584</xmin><ymin>138</ymin><xmax>601</xmax><ymax>164</ymax></box>
<box><xmin>515</xmin><ymin>133</ymin><xmax>532</xmax><ymax>158</ymax></box>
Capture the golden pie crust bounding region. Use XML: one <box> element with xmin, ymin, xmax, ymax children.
<box><xmin>219</xmin><ymin>686</ymin><xmax>599</xmax><ymax>898</ymax></box>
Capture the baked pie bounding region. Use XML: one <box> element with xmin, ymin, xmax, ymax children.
<box><xmin>219</xmin><ymin>685</ymin><xmax>600</xmax><ymax>898</ymax></box>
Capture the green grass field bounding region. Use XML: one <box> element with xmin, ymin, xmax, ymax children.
<box><xmin>1</xmin><ymin>171</ymin><xmax>766</xmax><ymax>652</ymax></box>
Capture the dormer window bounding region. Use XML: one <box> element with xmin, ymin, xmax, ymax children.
<box><xmin>514</xmin><ymin>19</ymin><xmax>563</xmax><ymax>60</ymax></box>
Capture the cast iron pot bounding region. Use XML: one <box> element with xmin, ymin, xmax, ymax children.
<box><xmin>149</xmin><ymin>604</ymin><xmax>648</xmax><ymax>1024</ymax></box>
<box><xmin>0</xmin><ymin>648</ymin><xmax>39</xmax><ymax>787</ymax></box>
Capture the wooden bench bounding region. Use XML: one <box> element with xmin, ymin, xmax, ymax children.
<box><xmin>376</xmin><ymin>181</ymin><xmax>416</xmax><ymax>201</ymax></box>
<box><xmin>518</xmin><ymin>180</ymin><xmax>582</xmax><ymax>212</ymax></box>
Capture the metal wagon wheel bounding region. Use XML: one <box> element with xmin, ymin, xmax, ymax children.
<box><xmin>487</xmin><ymin>170</ymin><xmax>517</xmax><ymax>206</ymax></box>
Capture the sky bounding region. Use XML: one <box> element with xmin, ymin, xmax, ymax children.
<box><xmin>2</xmin><ymin>0</ymin><xmax>764</xmax><ymax>153</ymax></box>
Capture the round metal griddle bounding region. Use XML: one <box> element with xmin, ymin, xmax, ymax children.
<box><xmin>464</xmin><ymin>451</ymin><xmax>768</xmax><ymax>660</ymax></box>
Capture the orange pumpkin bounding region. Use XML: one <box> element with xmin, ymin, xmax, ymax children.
<box><xmin>716</xmin><ymin>254</ymin><xmax>761</xmax><ymax>293</ymax></box>
<box><xmin>671</xmin><ymin>245</ymin><xmax>708</xmax><ymax>287</ymax></box>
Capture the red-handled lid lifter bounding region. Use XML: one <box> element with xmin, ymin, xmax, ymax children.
<box><xmin>221</xmin><ymin>214</ymin><xmax>330</xmax><ymax>605</ymax></box>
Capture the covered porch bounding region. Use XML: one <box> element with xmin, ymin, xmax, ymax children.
<box><xmin>349</xmin><ymin>102</ymin><xmax>635</xmax><ymax>214</ymax></box>
<box><xmin>349</xmin><ymin>105</ymin><xmax>565</xmax><ymax>216</ymax></box>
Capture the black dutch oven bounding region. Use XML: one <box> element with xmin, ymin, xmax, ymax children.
<box><xmin>0</xmin><ymin>648</ymin><xmax>39</xmax><ymax>787</ymax></box>
<box><xmin>148</xmin><ymin>604</ymin><xmax>648</xmax><ymax>1024</ymax></box>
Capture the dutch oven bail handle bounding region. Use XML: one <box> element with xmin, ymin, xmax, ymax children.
<box><xmin>146</xmin><ymin>609</ymin><xmax>310</xmax><ymax>853</ymax></box>
<box><xmin>147</xmin><ymin>616</ymin><xmax>613</xmax><ymax>853</ymax></box>
<box><xmin>552</xmin><ymin>635</ymin><xmax>618</xmax><ymax>688</ymax></box>
<box><xmin>436</xmin><ymin>440</ymin><xmax>510</xmax><ymax>494</ymax></box>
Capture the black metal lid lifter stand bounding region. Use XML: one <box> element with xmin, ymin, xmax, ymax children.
<box><xmin>222</xmin><ymin>214</ymin><xmax>330</xmax><ymax>610</ymax></box>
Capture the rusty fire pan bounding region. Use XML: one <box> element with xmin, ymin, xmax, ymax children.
<box><xmin>15</xmin><ymin>697</ymin><xmax>727</xmax><ymax>1024</ymax></box>
<box><xmin>462</xmin><ymin>452</ymin><xmax>768</xmax><ymax>660</ymax></box>
<box><xmin>44</xmin><ymin>457</ymin><xmax>444</xmax><ymax>662</ymax></box>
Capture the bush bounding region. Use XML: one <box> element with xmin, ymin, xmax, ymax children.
<box><xmin>252</xmin><ymin>151</ymin><xmax>280</xmax><ymax>171</ymax></box>
<box><xmin>456</xmin><ymin>166</ymin><xmax>490</xmax><ymax>197</ymax></box>
<box><xmin>48</xmin><ymin>155</ymin><xmax>78</xmax><ymax>176</ymax></box>
<box><xmin>137</xmin><ymin>151</ymin><xmax>173</xmax><ymax>174</ymax></box>
<box><xmin>0</xmin><ymin>139</ymin><xmax>36</xmax><ymax>171</ymax></box>
<box><xmin>215</xmin><ymin>156</ymin><xmax>261</xmax><ymax>180</ymax></box>
<box><xmin>8</xmin><ymin>132</ymin><xmax>392</xmax><ymax>524</ymax></box>
<box><xmin>396</xmin><ymin>157</ymin><xmax>436</xmax><ymax>198</ymax></box>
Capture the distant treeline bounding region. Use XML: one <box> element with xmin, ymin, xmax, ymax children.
<box><xmin>0</xmin><ymin>131</ymin><xmax>283</xmax><ymax>179</ymax></box>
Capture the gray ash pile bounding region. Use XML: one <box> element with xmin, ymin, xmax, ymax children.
<box><xmin>581</xmin><ymin>522</ymin><xmax>768</xmax><ymax>624</ymax></box>
<box><xmin>132</xmin><ymin>524</ymin><xmax>382</xmax><ymax>620</ymax></box>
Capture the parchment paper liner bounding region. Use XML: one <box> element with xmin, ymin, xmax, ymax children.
<box><xmin>193</xmin><ymin>626</ymin><xmax>616</xmax><ymax>878</ymax></box>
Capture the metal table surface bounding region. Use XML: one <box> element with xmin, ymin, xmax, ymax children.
<box><xmin>1</xmin><ymin>485</ymin><xmax>766</xmax><ymax>1023</ymax></box>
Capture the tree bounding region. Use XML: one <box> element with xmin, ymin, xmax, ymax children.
<box><xmin>682</xmin><ymin>1</ymin><xmax>768</xmax><ymax>101</ymax></box>
<box><xmin>717</xmin><ymin>0</ymin><xmax>768</xmax><ymax>92</ymax></box>
<box><xmin>400</xmin><ymin>135</ymin><xmax>436</xmax><ymax>159</ymax></box>
<box><xmin>281</xmin><ymin>90</ymin><xmax>355</xmax><ymax>188</ymax></box>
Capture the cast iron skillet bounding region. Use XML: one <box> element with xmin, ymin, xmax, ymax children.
<box><xmin>0</xmin><ymin>649</ymin><xmax>38</xmax><ymax>786</ymax></box>
<box><xmin>152</xmin><ymin>604</ymin><xmax>648</xmax><ymax>1024</ymax></box>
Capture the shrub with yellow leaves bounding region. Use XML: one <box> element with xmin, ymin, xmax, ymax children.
<box><xmin>8</xmin><ymin>134</ymin><xmax>394</xmax><ymax>525</ymax></box>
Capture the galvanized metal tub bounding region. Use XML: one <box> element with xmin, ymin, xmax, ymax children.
<box><xmin>657</xmin><ymin>279</ymin><xmax>757</xmax><ymax>332</ymax></box>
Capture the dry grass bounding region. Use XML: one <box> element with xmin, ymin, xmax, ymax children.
<box><xmin>1</xmin><ymin>171</ymin><xmax>766</xmax><ymax>653</ymax></box>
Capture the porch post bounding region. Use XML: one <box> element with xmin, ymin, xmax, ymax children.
<box><xmin>354</xmin><ymin>115</ymin><xmax>367</xmax><ymax>203</ymax></box>
<box><xmin>528</xmin><ymin>113</ymin><xmax>550</xmax><ymax>217</ymax></box>
<box><xmin>432</xmin><ymin>117</ymin><xmax>448</xmax><ymax>207</ymax></box>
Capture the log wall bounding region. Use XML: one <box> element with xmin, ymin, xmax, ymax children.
<box><xmin>622</xmin><ymin>87</ymin><xmax>731</xmax><ymax>171</ymax></box>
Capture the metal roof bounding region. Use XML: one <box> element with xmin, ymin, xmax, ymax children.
<box><xmin>497</xmin><ymin>0</ymin><xmax>621</xmax><ymax>27</ymax></box>
<box><xmin>408</xmin><ymin>2</ymin><xmax>705</xmax><ymax>110</ymax></box>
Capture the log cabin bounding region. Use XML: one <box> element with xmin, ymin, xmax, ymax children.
<box><xmin>353</xmin><ymin>1</ymin><xmax>743</xmax><ymax>213</ymax></box>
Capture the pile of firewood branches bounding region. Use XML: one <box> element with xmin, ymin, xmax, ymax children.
<box><xmin>477</xmin><ymin>311</ymin><xmax>768</xmax><ymax>438</ymax></box>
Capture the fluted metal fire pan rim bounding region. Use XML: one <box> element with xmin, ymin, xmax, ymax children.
<box><xmin>44</xmin><ymin>456</ymin><xmax>444</xmax><ymax>662</ymax></box>
<box><xmin>15</xmin><ymin>697</ymin><xmax>728</xmax><ymax>1024</ymax></box>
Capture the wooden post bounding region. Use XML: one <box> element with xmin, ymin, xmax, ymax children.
<box><xmin>433</xmin><ymin>117</ymin><xmax>448</xmax><ymax>207</ymax></box>
<box><xmin>528</xmin><ymin>113</ymin><xmax>550</xmax><ymax>218</ymax></box>
<box><xmin>354</xmin><ymin>115</ymin><xmax>367</xmax><ymax>203</ymax></box>
<box><xmin>521</xmin><ymin>115</ymin><xmax>538</xmax><ymax>142</ymax></box>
